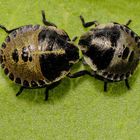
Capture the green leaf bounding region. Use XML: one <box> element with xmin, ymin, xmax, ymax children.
<box><xmin>0</xmin><ymin>0</ymin><xmax>140</xmax><ymax>140</ymax></box>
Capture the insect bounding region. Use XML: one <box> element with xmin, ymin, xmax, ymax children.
<box><xmin>0</xmin><ymin>10</ymin><xmax>79</xmax><ymax>100</ymax></box>
<box><xmin>68</xmin><ymin>15</ymin><xmax>140</xmax><ymax>91</ymax></box>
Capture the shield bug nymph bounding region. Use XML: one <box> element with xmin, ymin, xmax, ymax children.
<box><xmin>68</xmin><ymin>15</ymin><xmax>140</xmax><ymax>91</ymax></box>
<box><xmin>0</xmin><ymin>10</ymin><xmax>79</xmax><ymax>100</ymax></box>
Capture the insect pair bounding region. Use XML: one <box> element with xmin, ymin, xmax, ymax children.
<box><xmin>0</xmin><ymin>10</ymin><xmax>140</xmax><ymax>100</ymax></box>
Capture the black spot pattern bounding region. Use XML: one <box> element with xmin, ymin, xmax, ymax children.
<box><xmin>2</xmin><ymin>43</ymin><xmax>6</xmax><ymax>49</ymax></box>
<box><xmin>31</xmin><ymin>81</ymin><xmax>38</xmax><ymax>87</ymax></box>
<box><xmin>135</xmin><ymin>36</ymin><xmax>139</xmax><ymax>42</ymax></box>
<box><xmin>12</xmin><ymin>49</ymin><xmax>19</xmax><ymax>63</ymax></box>
<box><xmin>120</xmin><ymin>25</ymin><xmax>124</xmax><ymax>31</ymax></box>
<box><xmin>130</xmin><ymin>31</ymin><xmax>135</xmax><ymax>38</ymax></box>
<box><xmin>3</xmin><ymin>55</ymin><xmax>6</xmax><ymax>61</ymax></box>
<box><xmin>0</xmin><ymin>49</ymin><xmax>3</xmax><ymax>55</ymax></box>
<box><xmin>125</xmin><ymin>27</ymin><xmax>129</xmax><ymax>33</ymax></box>
<box><xmin>84</xmin><ymin>44</ymin><xmax>115</xmax><ymax>70</ymax></box>
<box><xmin>4</xmin><ymin>68</ymin><xmax>9</xmax><ymax>75</ymax></box>
<box><xmin>128</xmin><ymin>51</ymin><xmax>134</xmax><ymax>62</ymax></box>
<box><xmin>5</xmin><ymin>36</ymin><xmax>10</xmax><ymax>42</ymax></box>
<box><xmin>118</xmin><ymin>54</ymin><xmax>121</xmax><ymax>58</ymax></box>
<box><xmin>39</xmin><ymin>53</ymin><xmax>70</xmax><ymax>81</ymax></box>
<box><xmin>0</xmin><ymin>55</ymin><xmax>3</xmax><ymax>64</ymax></box>
<box><xmin>138</xmin><ymin>42</ymin><xmax>140</xmax><ymax>48</ymax></box>
<box><xmin>29</xmin><ymin>56</ymin><xmax>32</xmax><ymax>62</ymax></box>
<box><xmin>122</xmin><ymin>47</ymin><xmax>130</xmax><ymax>60</ymax></box>
<box><xmin>1</xmin><ymin>64</ymin><xmax>5</xmax><ymax>68</ymax></box>
<box><xmin>120</xmin><ymin>74</ymin><xmax>124</xmax><ymax>80</ymax></box>
<box><xmin>23</xmin><ymin>80</ymin><xmax>29</xmax><ymax>87</ymax></box>
<box><xmin>9</xmin><ymin>73</ymin><xmax>14</xmax><ymax>81</ymax></box>
<box><xmin>22</xmin><ymin>47</ymin><xmax>28</xmax><ymax>62</ymax></box>
<box><xmin>107</xmin><ymin>73</ymin><xmax>113</xmax><ymax>79</ymax></box>
<box><xmin>15</xmin><ymin>77</ymin><xmax>21</xmax><ymax>84</ymax></box>
<box><xmin>103</xmin><ymin>72</ymin><xmax>108</xmax><ymax>76</ymax></box>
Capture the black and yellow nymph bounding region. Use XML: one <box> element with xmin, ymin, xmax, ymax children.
<box><xmin>0</xmin><ymin>11</ymin><xmax>79</xmax><ymax>100</ymax></box>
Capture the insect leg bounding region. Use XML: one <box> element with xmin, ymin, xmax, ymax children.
<box><xmin>67</xmin><ymin>70</ymin><xmax>93</xmax><ymax>78</ymax></box>
<box><xmin>125</xmin><ymin>20</ymin><xmax>132</xmax><ymax>26</ymax></box>
<box><xmin>41</xmin><ymin>10</ymin><xmax>57</xmax><ymax>27</ymax></box>
<box><xmin>0</xmin><ymin>25</ymin><xmax>19</xmax><ymax>34</ymax></box>
<box><xmin>125</xmin><ymin>79</ymin><xmax>130</xmax><ymax>89</ymax></box>
<box><xmin>16</xmin><ymin>86</ymin><xmax>24</xmax><ymax>96</ymax></box>
<box><xmin>44</xmin><ymin>81</ymin><xmax>61</xmax><ymax>101</ymax></box>
<box><xmin>72</xmin><ymin>36</ymin><xmax>78</xmax><ymax>42</ymax></box>
<box><xmin>104</xmin><ymin>82</ymin><xmax>108</xmax><ymax>92</ymax></box>
<box><xmin>80</xmin><ymin>15</ymin><xmax>99</xmax><ymax>28</ymax></box>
